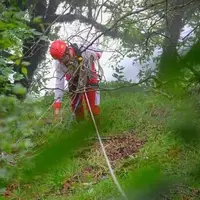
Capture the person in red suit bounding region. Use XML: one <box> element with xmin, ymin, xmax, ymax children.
<box><xmin>49</xmin><ymin>40</ymin><xmax>103</xmax><ymax>121</ymax></box>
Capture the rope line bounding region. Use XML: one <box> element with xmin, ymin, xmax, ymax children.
<box><xmin>36</xmin><ymin>102</ymin><xmax>54</xmax><ymax>123</ymax></box>
<box><xmin>84</xmin><ymin>87</ymin><xmax>128</xmax><ymax>200</ymax></box>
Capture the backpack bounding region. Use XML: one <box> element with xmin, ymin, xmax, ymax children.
<box><xmin>70</xmin><ymin>43</ymin><xmax>82</xmax><ymax>57</ymax></box>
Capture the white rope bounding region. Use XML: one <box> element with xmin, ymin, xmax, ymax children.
<box><xmin>35</xmin><ymin>96</ymin><xmax>67</xmax><ymax>124</ymax></box>
<box><xmin>83</xmin><ymin>88</ymin><xmax>128</xmax><ymax>200</ymax></box>
<box><xmin>36</xmin><ymin>102</ymin><xmax>54</xmax><ymax>123</ymax></box>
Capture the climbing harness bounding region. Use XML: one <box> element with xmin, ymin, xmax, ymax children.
<box><xmin>64</xmin><ymin>50</ymin><xmax>104</xmax><ymax>96</ymax></box>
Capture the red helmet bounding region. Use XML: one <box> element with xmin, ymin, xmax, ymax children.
<box><xmin>49</xmin><ymin>40</ymin><xmax>67</xmax><ymax>60</ymax></box>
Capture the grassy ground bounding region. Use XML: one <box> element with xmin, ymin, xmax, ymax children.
<box><xmin>4</xmin><ymin>88</ymin><xmax>200</xmax><ymax>200</ymax></box>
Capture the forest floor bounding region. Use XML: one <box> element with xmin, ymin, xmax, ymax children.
<box><xmin>3</xmin><ymin>89</ymin><xmax>200</xmax><ymax>200</ymax></box>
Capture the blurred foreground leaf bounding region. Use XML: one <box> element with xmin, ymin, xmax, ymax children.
<box><xmin>21</xmin><ymin>122</ymin><xmax>95</xmax><ymax>181</ymax></box>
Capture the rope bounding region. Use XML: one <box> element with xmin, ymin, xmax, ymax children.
<box><xmin>66</xmin><ymin>93</ymin><xmax>83</xmax><ymax>131</ymax></box>
<box><xmin>83</xmin><ymin>87</ymin><xmax>128</xmax><ymax>200</ymax></box>
<box><xmin>36</xmin><ymin>102</ymin><xmax>54</xmax><ymax>123</ymax></box>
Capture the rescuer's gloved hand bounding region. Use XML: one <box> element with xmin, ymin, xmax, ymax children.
<box><xmin>53</xmin><ymin>101</ymin><xmax>62</xmax><ymax>121</ymax></box>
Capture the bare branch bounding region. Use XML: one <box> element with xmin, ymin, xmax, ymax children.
<box><xmin>181</xmin><ymin>24</ymin><xmax>200</xmax><ymax>41</ymax></box>
<box><xmin>47</xmin><ymin>13</ymin><xmax>121</xmax><ymax>38</ymax></box>
<box><xmin>81</xmin><ymin>0</ymin><xmax>167</xmax><ymax>52</ymax></box>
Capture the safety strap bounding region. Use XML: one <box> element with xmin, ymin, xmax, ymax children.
<box><xmin>64</xmin><ymin>47</ymin><xmax>104</xmax><ymax>95</ymax></box>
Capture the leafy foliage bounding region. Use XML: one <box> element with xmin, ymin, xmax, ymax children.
<box><xmin>0</xmin><ymin>0</ymin><xmax>49</xmax><ymax>96</ymax></box>
<box><xmin>2</xmin><ymin>0</ymin><xmax>200</xmax><ymax>200</ymax></box>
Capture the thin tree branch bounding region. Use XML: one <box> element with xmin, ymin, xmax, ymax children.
<box><xmin>80</xmin><ymin>0</ymin><xmax>167</xmax><ymax>53</ymax></box>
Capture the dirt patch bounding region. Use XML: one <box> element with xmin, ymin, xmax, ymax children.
<box><xmin>4</xmin><ymin>183</ymin><xmax>18</xmax><ymax>198</ymax></box>
<box><xmin>61</xmin><ymin>132</ymin><xmax>146</xmax><ymax>195</ymax></box>
<box><xmin>92</xmin><ymin>132</ymin><xmax>146</xmax><ymax>166</ymax></box>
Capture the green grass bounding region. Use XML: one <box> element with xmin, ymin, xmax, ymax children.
<box><xmin>4</xmin><ymin>88</ymin><xmax>200</xmax><ymax>200</ymax></box>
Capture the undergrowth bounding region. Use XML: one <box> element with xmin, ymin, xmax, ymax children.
<box><xmin>1</xmin><ymin>88</ymin><xmax>200</xmax><ymax>200</ymax></box>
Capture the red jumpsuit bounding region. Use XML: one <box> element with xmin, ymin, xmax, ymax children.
<box><xmin>53</xmin><ymin>45</ymin><xmax>102</xmax><ymax>120</ymax></box>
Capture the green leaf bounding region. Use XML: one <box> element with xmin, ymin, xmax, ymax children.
<box><xmin>0</xmin><ymin>21</ymin><xmax>6</xmax><ymax>30</ymax></box>
<box><xmin>21</xmin><ymin>61</ymin><xmax>30</xmax><ymax>66</ymax></box>
<box><xmin>1</xmin><ymin>68</ymin><xmax>13</xmax><ymax>77</ymax></box>
<box><xmin>12</xmin><ymin>83</ymin><xmax>27</xmax><ymax>95</ymax></box>
<box><xmin>9</xmin><ymin>55</ymin><xmax>17</xmax><ymax>60</ymax></box>
<box><xmin>40</xmin><ymin>35</ymin><xmax>49</xmax><ymax>41</ymax></box>
<box><xmin>32</xmin><ymin>16</ymin><xmax>43</xmax><ymax>24</ymax></box>
<box><xmin>21</xmin><ymin>67</ymin><xmax>28</xmax><ymax>76</ymax></box>
<box><xmin>32</xmin><ymin>30</ymin><xmax>42</xmax><ymax>36</ymax></box>
<box><xmin>112</xmin><ymin>73</ymin><xmax>119</xmax><ymax>78</ymax></box>
<box><xmin>15</xmin><ymin>59</ymin><xmax>21</xmax><ymax>65</ymax></box>
<box><xmin>13</xmin><ymin>72</ymin><xmax>24</xmax><ymax>81</ymax></box>
<box><xmin>118</xmin><ymin>75</ymin><xmax>124</xmax><ymax>79</ymax></box>
<box><xmin>0</xmin><ymin>39</ymin><xmax>12</xmax><ymax>49</ymax></box>
<box><xmin>39</xmin><ymin>23</ymin><xmax>45</xmax><ymax>32</ymax></box>
<box><xmin>115</xmin><ymin>67</ymin><xmax>120</xmax><ymax>73</ymax></box>
<box><xmin>14</xmin><ymin>11</ymin><xmax>25</xmax><ymax>20</ymax></box>
<box><xmin>0</xmin><ymin>58</ymin><xmax>6</xmax><ymax>66</ymax></box>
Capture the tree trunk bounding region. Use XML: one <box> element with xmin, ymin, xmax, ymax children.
<box><xmin>158</xmin><ymin>0</ymin><xmax>185</xmax><ymax>80</ymax></box>
<box><xmin>15</xmin><ymin>0</ymin><xmax>61</xmax><ymax>89</ymax></box>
